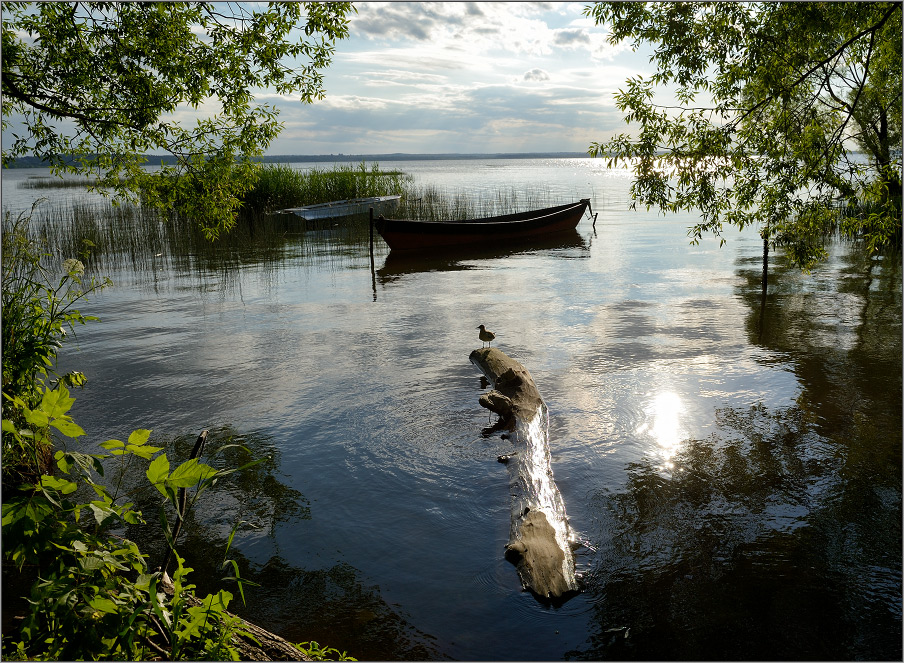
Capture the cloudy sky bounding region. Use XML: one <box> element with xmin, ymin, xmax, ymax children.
<box><xmin>3</xmin><ymin>2</ymin><xmax>655</xmax><ymax>158</ymax></box>
<box><xmin>264</xmin><ymin>2</ymin><xmax>652</xmax><ymax>155</ymax></box>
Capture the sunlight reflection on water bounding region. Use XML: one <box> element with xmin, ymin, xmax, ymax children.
<box><xmin>636</xmin><ymin>391</ymin><xmax>685</xmax><ymax>467</ymax></box>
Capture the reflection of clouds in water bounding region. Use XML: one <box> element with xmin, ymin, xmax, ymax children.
<box><xmin>636</xmin><ymin>391</ymin><xmax>684</xmax><ymax>466</ymax></box>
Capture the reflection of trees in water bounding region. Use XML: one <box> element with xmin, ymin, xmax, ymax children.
<box><xmin>230</xmin><ymin>557</ymin><xmax>445</xmax><ymax>661</ymax></box>
<box><xmin>572</xmin><ymin>246</ymin><xmax>901</xmax><ymax>661</ymax></box>
<box><xmin>132</xmin><ymin>426</ymin><xmax>441</xmax><ymax>661</ymax></box>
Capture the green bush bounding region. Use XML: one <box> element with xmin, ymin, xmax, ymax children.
<box><xmin>1</xmin><ymin>206</ymin><xmax>110</xmax><ymax>401</ymax></box>
<box><xmin>1</xmin><ymin>206</ymin><xmax>110</xmax><ymax>485</ymax></box>
<box><xmin>1</xmin><ymin>385</ymin><xmax>261</xmax><ymax>660</ymax></box>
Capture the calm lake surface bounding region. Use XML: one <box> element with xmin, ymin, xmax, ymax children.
<box><xmin>3</xmin><ymin>158</ymin><xmax>901</xmax><ymax>660</ymax></box>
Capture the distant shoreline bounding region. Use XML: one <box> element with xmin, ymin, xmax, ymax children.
<box><xmin>262</xmin><ymin>152</ymin><xmax>592</xmax><ymax>162</ymax></box>
<box><xmin>4</xmin><ymin>152</ymin><xmax>593</xmax><ymax>169</ymax></box>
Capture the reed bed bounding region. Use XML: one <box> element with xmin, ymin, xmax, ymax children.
<box><xmin>395</xmin><ymin>183</ymin><xmax>558</xmax><ymax>221</ymax></box>
<box><xmin>242</xmin><ymin>161</ymin><xmax>411</xmax><ymax>213</ymax></box>
<box><xmin>18</xmin><ymin>177</ymin><xmax>108</xmax><ymax>189</ymax></box>
<box><xmin>4</xmin><ymin>196</ymin><xmax>381</xmax><ymax>280</ymax></box>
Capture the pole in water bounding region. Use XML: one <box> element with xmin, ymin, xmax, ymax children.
<box><xmin>759</xmin><ymin>236</ymin><xmax>769</xmax><ymax>341</ymax></box>
<box><xmin>369</xmin><ymin>207</ymin><xmax>377</xmax><ymax>299</ymax></box>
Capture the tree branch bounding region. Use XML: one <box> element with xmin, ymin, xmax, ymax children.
<box><xmin>2</xmin><ymin>71</ymin><xmax>148</xmax><ymax>134</ymax></box>
<box><xmin>730</xmin><ymin>3</ymin><xmax>899</xmax><ymax>130</ymax></box>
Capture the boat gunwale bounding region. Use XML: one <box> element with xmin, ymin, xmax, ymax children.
<box><xmin>378</xmin><ymin>199</ymin><xmax>588</xmax><ymax>228</ymax></box>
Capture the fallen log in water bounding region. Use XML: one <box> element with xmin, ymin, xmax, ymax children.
<box><xmin>160</xmin><ymin>571</ymin><xmax>310</xmax><ymax>661</ymax></box>
<box><xmin>469</xmin><ymin>347</ymin><xmax>579</xmax><ymax>602</ymax></box>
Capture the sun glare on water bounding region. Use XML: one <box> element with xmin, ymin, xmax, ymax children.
<box><xmin>636</xmin><ymin>391</ymin><xmax>685</xmax><ymax>468</ymax></box>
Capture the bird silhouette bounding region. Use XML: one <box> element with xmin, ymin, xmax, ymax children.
<box><xmin>477</xmin><ymin>324</ymin><xmax>496</xmax><ymax>348</ymax></box>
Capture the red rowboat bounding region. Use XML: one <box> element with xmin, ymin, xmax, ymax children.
<box><xmin>374</xmin><ymin>199</ymin><xmax>590</xmax><ymax>251</ymax></box>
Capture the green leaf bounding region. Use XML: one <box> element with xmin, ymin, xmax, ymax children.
<box><xmin>89</xmin><ymin>597</ymin><xmax>119</xmax><ymax>614</ymax></box>
<box><xmin>79</xmin><ymin>556</ymin><xmax>106</xmax><ymax>572</ymax></box>
<box><xmin>146</xmin><ymin>453</ymin><xmax>170</xmax><ymax>494</ymax></box>
<box><xmin>100</xmin><ymin>439</ymin><xmax>125</xmax><ymax>450</ymax></box>
<box><xmin>168</xmin><ymin>458</ymin><xmax>216</xmax><ymax>489</ymax></box>
<box><xmin>125</xmin><ymin>444</ymin><xmax>163</xmax><ymax>460</ymax></box>
<box><xmin>40</xmin><ymin>383</ymin><xmax>75</xmax><ymax>419</ymax></box>
<box><xmin>89</xmin><ymin>502</ymin><xmax>116</xmax><ymax>526</ymax></box>
<box><xmin>24</xmin><ymin>408</ymin><xmax>49</xmax><ymax>428</ymax></box>
<box><xmin>128</xmin><ymin>429</ymin><xmax>152</xmax><ymax>446</ymax></box>
<box><xmin>40</xmin><ymin>475</ymin><xmax>78</xmax><ymax>495</ymax></box>
<box><xmin>123</xmin><ymin>509</ymin><xmax>141</xmax><ymax>525</ymax></box>
<box><xmin>50</xmin><ymin>417</ymin><xmax>86</xmax><ymax>438</ymax></box>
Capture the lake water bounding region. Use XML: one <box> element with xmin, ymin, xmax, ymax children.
<box><xmin>2</xmin><ymin>158</ymin><xmax>901</xmax><ymax>660</ymax></box>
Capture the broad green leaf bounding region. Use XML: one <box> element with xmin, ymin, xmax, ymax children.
<box><xmin>89</xmin><ymin>597</ymin><xmax>119</xmax><ymax>614</ymax></box>
<box><xmin>89</xmin><ymin>502</ymin><xmax>116</xmax><ymax>526</ymax></box>
<box><xmin>167</xmin><ymin>458</ymin><xmax>217</xmax><ymax>489</ymax></box>
<box><xmin>79</xmin><ymin>556</ymin><xmax>106</xmax><ymax>572</ymax></box>
<box><xmin>55</xmin><ymin>452</ymin><xmax>74</xmax><ymax>474</ymax></box>
<box><xmin>24</xmin><ymin>408</ymin><xmax>48</xmax><ymax>428</ymax></box>
<box><xmin>50</xmin><ymin>418</ymin><xmax>86</xmax><ymax>438</ymax></box>
<box><xmin>40</xmin><ymin>475</ymin><xmax>78</xmax><ymax>495</ymax></box>
<box><xmin>100</xmin><ymin>439</ymin><xmax>125</xmax><ymax>450</ymax></box>
<box><xmin>125</xmin><ymin>443</ymin><xmax>163</xmax><ymax>460</ymax></box>
<box><xmin>128</xmin><ymin>429</ymin><xmax>152</xmax><ymax>446</ymax></box>
<box><xmin>135</xmin><ymin>573</ymin><xmax>153</xmax><ymax>591</ymax></box>
<box><xmin>146</xmin><ymin>453</ymin><xmax>170</xmax><ymax>495</ymax></box>
<box><xmin>40</xmin><ymin>383</ymin><xmax>75</xmax><ymax>418</ymax></box>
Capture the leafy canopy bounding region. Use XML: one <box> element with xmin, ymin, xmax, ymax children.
<box><xmin>1</xmin><ymin>2</ymin><xmax>354</xmax><ymax>238</ymax></box>
<box><xmin>585</xmin><ymin>2</ymin><xmax>902</xmax><ymax>269</ymax></box>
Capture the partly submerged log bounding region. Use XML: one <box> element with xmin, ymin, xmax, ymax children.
<box><xmin>161</xmin><ymin>572</ymin><xmax>310</xmax><ymax>661</ymax></box>
<box><xmin>469</xmin><ymin>347</ymin><xmax>579</xmax><ymax>602</ymax></box>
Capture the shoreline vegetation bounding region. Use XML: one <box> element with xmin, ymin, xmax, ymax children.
<box><xmin>4</xmin><ymin>163</ymin><xmax>565</xmax><ymax>277</ymax></box>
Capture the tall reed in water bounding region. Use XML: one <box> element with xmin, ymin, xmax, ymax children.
<box><xmin>18</xmin><ymin>177</ymin><xmax>109</xmax><ymax>189</ymax></box>
<box><xmin>395</xmin><ymin>184</ymin><xmax>556</xmax><ymax>221</ymax></box>
<box><xmin>242</xmin><ymin>161</ymin><xmax>411</xmax><ymax>213</ymax></box>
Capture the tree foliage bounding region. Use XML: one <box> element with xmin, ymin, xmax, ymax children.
<box><xmin>1</xmin><ymin>1</ymin><xmax>354</xmax><ymax>238</ymax></box>
<box><xmin>585</xmin><ymin>2</ymin><xmax>902</xmax><ymax>269</ymax></box>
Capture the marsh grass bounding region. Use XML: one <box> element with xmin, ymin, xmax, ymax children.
<box><xmin>396</xmin><ymin>184</ymin><xmax>558</xmax><ymax>221</ymax></box>
<box><xmin>5</xmin><ymin>197</ymin><xmax>383</xmax><ymax>280</ymax></box>
<box><xmin>242</xmin><ymin>162</ymin><xmax>411</xmax><ymax>213</ymax></box>
<box><xmin>18</xmin><ymin>177</ymin><xmax>106</xmax><ymax>190</ymax></box>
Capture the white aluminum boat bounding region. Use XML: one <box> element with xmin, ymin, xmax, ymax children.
<box><xmin>280</xmin><ymin>195</ymin><xmax>401</xmax><ymax>220</ymax></box>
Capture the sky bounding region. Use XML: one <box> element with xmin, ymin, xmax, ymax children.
<box><xmin>261</xmin><ymin>2</ymin><xmax>652</xmax><ymax>155</ymax></box>
<box><xmin>2</xmin><ymin>2</ymin><xmax>656</xmax><ymax>158</ymax></box>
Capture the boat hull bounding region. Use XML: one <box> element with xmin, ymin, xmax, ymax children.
<box><xmin>374</xmin><ymin>199</ymin><xmax>589</xmax><ymax>251</ymax></box>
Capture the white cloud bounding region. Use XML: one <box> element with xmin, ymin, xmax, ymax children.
<box><xmin>523</xmin><ymin>68</ymin><xmax>551</xmax><ymax>82</ymax></box>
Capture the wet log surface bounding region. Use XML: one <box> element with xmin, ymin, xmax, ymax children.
<box><xmin>469</xmin><ymin>347</ymin><xmax>579</xmax><ymax>602</ymax></box>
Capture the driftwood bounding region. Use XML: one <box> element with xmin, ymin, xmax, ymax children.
<box><xmin>160</xmin><ymin>572</ymin><xmax>310</xmax><ymax>661</ymax></box>
<box><xmin>469</xmin><ymin>347</ymin><xmax>579</xmax><ymax>602</ymax></box>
